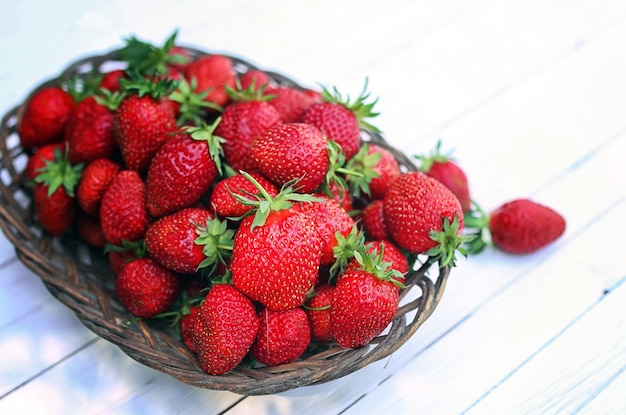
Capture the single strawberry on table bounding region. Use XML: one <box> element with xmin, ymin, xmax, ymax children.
<box><xmin>191</xmin><ymin>282</ymin><xmax>259</xmax><ymax>375</ymax></box>
<box><xmin>463</xmin><ymin>198</ymin><xmax>566</xmax><ymax>255</ymax></box>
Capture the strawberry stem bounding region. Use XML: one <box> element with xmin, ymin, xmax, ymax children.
<box><xmin>427</xmin><ymin>214</ymin><xmax>474</xmax><ymax>267</ymax></box>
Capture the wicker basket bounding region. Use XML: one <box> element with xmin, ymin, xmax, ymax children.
<box><xmin>0</xmin><ymin>47</ymin><xmax>450</xmax><ymax>396</ymax></box>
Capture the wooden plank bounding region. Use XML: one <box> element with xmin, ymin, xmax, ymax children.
<box><xmin>577</xmin><ymin>368</ymin><xmax>626</xmax><ymax>415</ymax></box>
<box><xmin>465</xmin><ymin>278</ymin><xmax>626</xmax><ymax>414</ymax></box>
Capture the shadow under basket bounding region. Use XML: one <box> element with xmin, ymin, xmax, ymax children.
<box><xmin>0</xmin><ymin>47</ymin><xmax>450</xmax><ymax>396</ymax></box>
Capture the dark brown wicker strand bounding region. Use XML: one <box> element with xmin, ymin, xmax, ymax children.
<box><xmin>0</xmin><ymin>47</ymin><xmax>451</xmax><ymax>395</ymax></box>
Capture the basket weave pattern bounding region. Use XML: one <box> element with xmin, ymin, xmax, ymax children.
<box><xmin>0</xmin><ymin>48</ymin><xmax>450</xmax><ymax>395</ymax></box>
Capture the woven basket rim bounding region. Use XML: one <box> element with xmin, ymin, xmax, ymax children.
<box><xmin>0</xmin><ymin>47</ymin><xmax>450</xmax><ymax>395</ymax></box>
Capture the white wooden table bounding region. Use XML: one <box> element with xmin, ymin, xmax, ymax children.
<box><xmin>1</xmin><ymin>1</ymin><xmax>625</xmax><ymax>414</ymax></box>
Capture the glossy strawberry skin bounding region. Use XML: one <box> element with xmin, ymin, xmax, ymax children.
<box><xmin>215</xmin><ymin>100</ymin><xmax>282</xmax><ymax>172</ymax></box>
<box><xmin>251</xmin><ymin>123</ymin><xmax>329</xmax><ymax>194</ymax></box>
<box><xmin>145</xmin><ymin>132</ymin><xmax>218</xmax><ymax>218</ymax></box>
<box><xmin>265</xmin><ymin>85</ymin><xmax>320</xmax><ymax>123</ymax></box>
<box><xmin>251</xmin><ymin>306</ymin><xmax>311</xmax><ymax>366</ymax></box>
<box><xmin>489</xmin><ymin>199</ymin><xmax>566</xmax><ymax>254</ymax></box>
<box><xmin>298</xmin><ymin>194</ymin><xmax>355</xmax><ymax>265</ymax></box>
<box><xmin>76</xmin><ymin>158</ymin><xmax>122</xmax><ymax>217</ymax></box>
<box><xmin>425</xmin><ymin>160</ymin><xmax>471</xmax><ymax>213</ymax></box>
<box><xmin>18</xmin><ymin>86</ymin><xmax>75</xmax><ymax>149</ymax></box>
<box><xmin>361</xmin><ymin>199</ymin><xmax>390</xmax><ymax>241</ymax></box>
<box><xmin>192</xmin><ymin>284</ymin><xmax>259</xmax><ymax>375</ymax></box>
<box><xmin>99</xmin><ymin>69</ymin><xmax>127</xmax><ymax>92</ymax></box>
<box><xmin>305</xmin><ymin>284</ymin><xmax>335</xmax><ymax>343</ymax></box>
<box><xmin>184</xmin><ymin>54</ymin><xmax>236</xmax><ymax>108</ymax></box>
<box><xmin>302</xmin><ymin>101</ymin><xmax>361</xmax><ymax>160</ymax></box>
<box><xmin>33</xmin><ymin>182</ymin><xmax>76</xmax><ymax>236</ymax></box>
<box><xmin>383</xmin><ymin>171</ymin><xmax>463</xmax><ymax>254</ymax></box>
<box><xmin>115</xmin><ymin>257</ymin><xmax>180</xmax><ymax>319</ymax></box>
<box><xmin>64</xmin><ymin>96</ymin><xmax>117</xmax><ymax>165</ymax></box>
<box><xmin>112</xmin><ymin>95</ymin><xmax>177</xmax><ymax>172</ymax></box>
<box><xmin>209</xmin><ymin>172</ymin><xmax>279</xmax><ymax>218</ymax></box>
<box><xmin>180</xmin><ymin>305</ymin><xmax>201</xmax><ymax>352</ymax></box>
<box><xmin>231</xmin><ymin>208</ymin><xmax>323</xmax><ymax>311</ymax></box>
<box><xmin>145</xmin><ymin>207</ymin><xmax>213</xmax><ymax>274</ymax></box>
<box><xmin>331</xmin><ymin>268</ymin><xmax>399</xmax><ymax>349</ymax></box>
<box><xmin>239</xmin><ymin>69</ymin><xmax>271</xmax><ymax>91</ymax></box>
<box><xmin>100</xmin><ymin>170</ymin><xmax>152</xmax><ymax>246</ymax></box>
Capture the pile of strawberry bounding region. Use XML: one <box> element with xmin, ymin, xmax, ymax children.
<box><xmin>16</xmin><ymin>31</ymin><xmax>565</xmax><ymax>376</ymax></box>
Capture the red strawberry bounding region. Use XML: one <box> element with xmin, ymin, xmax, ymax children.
<box><xmin>76</xmin><ymin>158</ymin><xmax>122</xmax><ymax>217</ymax></box>
<box><xmin>239</xmin><ymin>69</ymin><xmax>271</xmax><ymax>91</ymax></box>
<box><xmin>18</xmin><ymin>86</ymin><xmax>75</xmax><ymax>149</ymax></box>
<box><xmin>115</xmin><ymin>256</ymin><xmax>180</xmax><ymax>319</ymax></box>
<box><xmin>144</xmin><ymin>207</ymin><xmax>215</xmax><ymax>274</ymax></box>
<box><xmin>415</xmin><ymin>140</ymin><xmax>471</xmax><ymax>212</ymax></box>
<box><xmin>331</xmin><ymin>247</ymin><xmax>403</xmax><ymax>349</ymax></box>
<box><xmin>465</xmin><ymin>199</ymin><xmax>566</xmax><ymax>254</ymax></box>
<box><xmin>76</xmin><ymin>214</ymin><xmax>106</xmax><ymax>248</ymax></box>
<box><xmin>64</xmin><ymin>93</ymin><xmax>121</xmax><ymax>165</ymax></box>
<box><xmin>251</xmin><ymin>123</ymin><xmax>329</xmax><ymax>193</ymax></box>
<box><xmin>251</xmin><ymin>306</ymin><xmax>311</xmax><ymax>366</ymax></box>
<box><xmin>347</xmin><ymin>143</ymin><xmax>401</xmax><ymax>200</ymax></box>
<box><xmin>229</xmin><ymin>172</ymin><xmax>323</xmax><ymax>311</ymax></box>
<box><xmin>180</xmin><ymin>304</ymin><xmax>201</xmax><ymax>352</ymax></box>
<box><xmin>304</xmin><ymin>284</ymin><xmax>335</xmax><ymax>343</ymax></box>
<box><xmin>106</xmin><ymin>239</ymin><xmax>147</xmax><ymax>276</ymax></box>
<box><xmin>192</xmin><ymin>283</ymin><xmax>259</xmax><ymax>375</ymax></box>
<box><xmin>184</xmin><ymin>54</ymin><xmax>236</xmax><ymax>108</ymax></box>
<box><xmin>100</xmin><ymin>170</ymin><xmax>152</xmax><ymax>246</ymax></box>
<box><xmin>383</xmin><ymin>171</ymin><xmax>469</xmax><ymax>266</ymax></box>
<box><xmin>215</xmin><ymin>93</ymin><xmax>282</xmax><ymax>172</ymax></box>
<box><xmin>209</xmin><ymin>172</ymin><xmax>279</xmax><ymax>218</ymax></box>
<box><xmin>297</xmin><ymin>194</ymin><xmax>355</xmax><ymax>265</ymax></box>
<box><xmin>265</xmin><ymin>85</ymin><xmax>320</xmax><ymax>123</ymax></box>
<box><xmin>301</xmin><ymin>80</ymin><xmax>379</xmax><ymax>160</ymax></box>
<box><xmin>364</xmin><ymin>239</ymin><xmax>409</xmax><ymax>277</ymax></box>
<box><xmin>32</xmin><ymin>147</ymin><xmax>83</xmax><ymax>236</ymax></box>
<box><xmin>361</xmin><ymin>199</ymin><xmax>390</xmax><ymax>241</ymax></box>
<box><xmin>145</xmin><ymin>123</ymin><xmax>221</xmax><ymax>218</ymax></box>
<box><xmin>99</xmin><ymin>69</ymin><xmax>127</xmax><ymax>92</ymax></box>
<box><xmin>24</xmin><ymin>142</ymin><xmax>64</xmax><ymax>182</ymax></box>
<box><xmin>112</xmin><ymin>73</ymin><xmax>178</xmax><ymax>172</ymax></box>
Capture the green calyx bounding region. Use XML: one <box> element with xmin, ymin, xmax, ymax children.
<box><xmin>230</xmin><ymin>171</ymin><xmax>324</xmax><ymax>230</ymax></box>
<box><xmin>344</xmin><ymin>143</ymin><xmax>382</xmax><ymax>198</ymax></box>
<box><xmin>119</xmin><ymin>69</ymin><xmax>178</xmax><ymax>99</ymax></box>
<box><xmin>194</xmin><ymin>216</ymin><xmax>235</xmax><ymax>275</ymax></box>
<box><xmin>118</xmin><ymin>29</ymin><xmax>190</xmax><ymax>75</ymax></box>
<box><xmin>169</xmin><ymin>78</ymin><xmax>224</xmax><ymax>126</ymax></box>
<box><xmin>320</xmin><ymin>77</ymin><xmax>381</xmax><ymax>133</ymax></box>
<box><xmin>103</xmin><ymin>239</ymin><xmax>147</xmax><ymax>258</ymax></box>
<box><xmin>34</xmin><ymin>146</ymin><xmax>83</xmax><ymax>197</ymax></box>
<box><xmin>64</xmin><ymin>72</ymin><xmax>104</xmax><ymax>103</ymax></box>
<box><xmin>427</xmin><ymin>214</ymin><xmax>475</xmax><ymax>267</ymax></box>
<box><xmin>93</xmin><ymin>87</ymin><xmax>126</xmax><ymax>111</ymax></box>
<box><xmin>352</xmin><ymin>242</ymin><xmax>405</xmax><ymax>288</ymax></box>
<box><xmin>322</xmin><ymin>140</ymin><xmax>366</xmax><ymax>199</ymax></box>
<box><xmin>462</xmin><ymin>200</ymin><xmax>493</xmax><ymax>255</ymax></box>
<box><xmin>181</xmin><ymin>118</ymin><xmax>226</xmax><ymax>176</ymax></box>
<box><xmin>330</xmin><ymin>224</ymin><xmax>365</xmax><ymax>280</ymax></box>
<box><xmin>414</xmin><ymin>139</ymin><xmax>454</xmax><ymax>174</ymax></box>
<box><xmin>224</xmin><ymin>78</ymin><xmax>275</xmax><ymax>103</ymax></box>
